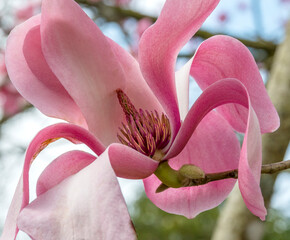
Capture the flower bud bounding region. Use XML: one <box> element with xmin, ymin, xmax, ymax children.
<box><xmin>178</xmin><ymin>164</ymin><xmax>205</xmax><ymax>180</ymax></box>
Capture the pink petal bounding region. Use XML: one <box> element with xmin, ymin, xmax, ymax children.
<box><xmin>5</xmin><ymin>15</ymin><xmax>86</xmax><ymax>126</ymax></box>
<box><xmin>144</xmin><ymin>111</ymin><xmax>239</xmax><ymax>218</ymax></box>
<box><xmin>18</xmin><ymin>152</ymin><xmax>136</xmax><ymax>239</ymax></box>
<box><xmin>108</xmin><ymin>143</ymin><xmax>158</xmax><ymax>179</ymax></box>
<box><xmin>41</xmin><ymin>0</ymin><xmax>123</xmax><ymax>145</ymax></box>
<box><xmin>0</xmin><ymin>123</ymin><xmax>105</xmax><ymax>240</ymax></box>
<box><xmin>106</xmin><ymin>37</ymin><xmax>163</xmax><ymax>116</ymax></box>
<box><xmin>37</xmin><ymin>143</ymin><xmax>158</xmax><ymax>192</ymax></box>
<box><xmin>0</xmin><ymin>176</ymin><xmax>23</xmax><ymax>240</ymax></box>
<box><xmin>167</xmin><ymin>79</ymin><xmax>248</xmax><ymax>158</ymax></box>
<box><xmin>191</xmin><ymin>35</ymin><xmax>279</xmax><ymax>133</ymax></box>
<box><xmin>139</xmin><ymin>0</ymin><xmax>220</xmax><ymax>139</ymax></box>
<box><xmin>239</xmin><ymin>106</ymin><xmax>266</xmax><ymax>220</ymax></box>
<box><xmin>36</xmin><ymin>150</ymin><xmax>96</xmax><ymax>196</ymax></box>
<box><xmin>41</xmin><ymin>0</ymin><xmax>160</xmax><ymax>146</ymax></box>
<box><xmin>166</xmin><ymin>78</ymin><xmax>266</xmax><ymax>219</ymax></box>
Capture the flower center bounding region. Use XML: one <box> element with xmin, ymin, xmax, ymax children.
<box><xmin>116</xmin><ymin>89</ymin><xmax>171</xmax><ymax>161</ymax></box>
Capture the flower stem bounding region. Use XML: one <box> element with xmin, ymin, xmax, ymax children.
<box><xmin>154</xmin><ymin>161</ymin><xmax>183</xmax><ymax>188</ymax></box>
<box><xmin>190</xmin><ymin>160</ymin><xmax>290</xmax><ymax>186</ymax></box>
<box><xmin>155</xmin><ymin>160</ymin><xmax>290</xmax><ymax>193</ymax></box>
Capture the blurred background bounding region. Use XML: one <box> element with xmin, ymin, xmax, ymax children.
<box><xmin>0</xmin><ymin>0</ymin><xmax>290</xmax><ymax>239</ymax></box>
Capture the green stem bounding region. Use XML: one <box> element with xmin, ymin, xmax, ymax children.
<box><xmin>154</xmin><ymin>161</ymin><xmax>183</xmax><ymax>188</ymax></box>
<box><xmin>154</xmin><ymin>159</ymin><xmax>290</xmax><ymax>193</ymax></box>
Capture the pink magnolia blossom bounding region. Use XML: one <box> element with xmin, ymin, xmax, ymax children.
<box><xmin>16</xmin><ymin>5</ymin><xmax>35</xmax><ymax>21</ymax></box>
<box><xmin>0</xmin><ymin>53</ymin><xmax>27</xmax><ymax>117</ymax></box>
<box><xmin>88</xmin><ymin>0</ymin><xmax>131</xmax><ymax>5</ymax></box>
<box><xmin>15</xmin><ymin>1</ymin><xmax>41</xmax><ymax>23</ymax></box>
<box><xmin>130</xmin><ymin>18</ymin><xmax>153</xmax><ymax>58</ymax></box>
<box><xmin>115</xmin><ymin>0</ymin><xmax>131</xmax><ymax>5</ymax></box>
<box><xmin>0</xmin><ymin>82</ymin><xmax>27</xmax><ymax>116</ymax></box>
<box><xmin>137</xmin><ymin>18</ymin><xmax>153</xmax><ymax>38</ymax></box>
<box><xmin>218</xmin><ymin>12</ymin><xmax>229</xmax><ymax>23</ymax></box>
<box><xmin>0</xmin><ymin>53</ymin><xmax>7</xmax><ymax>85</ymax></box>
<box><xmin>237</xmin><ymin>1</ymin><xmax>248</xmax><ymax>11</ymax></box>
<box><xmin>1</xmin><ymin>0</ymin><xmax>279</xmax><ymax>239</ymax></box>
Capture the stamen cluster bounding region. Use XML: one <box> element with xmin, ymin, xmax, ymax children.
<box><xmin>116</xmin><ymin>89</ymin><xmax>171</xmax><ymax>159</ymax></box>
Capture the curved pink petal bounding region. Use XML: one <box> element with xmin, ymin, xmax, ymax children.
<box><xmin>41</xmin><ymin>0</ymin><xmax>123</xmax><ymax>145</ymax></box>
<box><xmin>36</xmin><ymin>150</ymin><xmax>96</xmax><ymax>196</ymax></box>
<box><xmin>0</xmin><ymin>176</ymin><xmax>23</xmax><ymax>240</ymax></box>
<box><xmin>166</xmin><ymin>78</ymin><xmax>266</xmax><ymax>219</ymax></box>
<box><xmin>144</xmin><ymin>112</ymin><xmax>239</xmax><ymax>218</ymax></box>
<box><xmin>108</xmin><ymin>143</ymin><xmax>158</xmax><ymax>179</ymax></box>
<box><xmin>239</xmin><ymin>106</ymin><xmax>266</xmax><ymax>220</ymax></box>
<box><xmin>37</xmin><ymin>144</ymin><xmax>158</xmax><ymax>191</ymax></box>
<box><xmin>41</xmin><ymin>0</ymin><xmax>159</xmax><ymax>146</ymax></box>
<box><xmin>167</xmin><ymin>79</ymin><xmax>248</xmax><ymax>159</ymax></box>
<box><xmin>139</xmin><ymin>0</ymin><xmax>220</xmax><ymax>139</ymax></box>
<box><xmin>5</xmin><ymin>15</ymin><xmax>86</xmax><ymax>126</ymax></box>
<box><xmin>18</xmin><ymin>152</ymin><xmax>136</xmax><ymax>239</ymax></box>
<box><xmin>0</xmin><ymin>123</ymin><xmax>105</xmax><ymax>240</ymax></box>
<box><xmin>191</xmin><ymin>35</ymin><xmax>279</xmax><ymax>133</ymax></box>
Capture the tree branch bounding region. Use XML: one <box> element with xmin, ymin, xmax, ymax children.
<box><xmin>186</xmin><ymin>160</ymin><xmax>290</xmax><ymax>187</ymax></box>
<box><xmin>261</xmin><ymin>160</ymin><xmax>290</xmax><ymax>174</ymax></box>
<box><xmin>156</xmin><ymin>160</ymin><xmax>290</xmax><ymax>193</ymax></box>
<box><xmin>75</xmin><ymin>0</ymin><xmax>277</xmax><ymax>55</ymax></box>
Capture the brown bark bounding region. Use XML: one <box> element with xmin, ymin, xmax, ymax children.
<box><xmin>211</xmin><ymin>21</ymin><xmax>290</xmax><ymax>240</ymax></box>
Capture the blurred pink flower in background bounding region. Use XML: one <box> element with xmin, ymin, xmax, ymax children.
<box><xmin>130</xmin><ymin>17</ymin><xmax>153</xmax><ymax>57</ymax></box>
<box><xmin>237</xmin><ymin>1</ymin><xmax>248</xmax><ymax>11</ymax></box>
<box><xmin>15</xmin><ymin>1</ymin><xmax>41</xmax><ymax>22</ymax></box>
<box><xmin>137</xmin><ymin>18</ymin><xmax>153</xmax><ymax>38</ymax></box>
<box><xmin>281</xmin><ymin>0</ymin><xmax>290</xmax><ymax>4</ymax></box>
<box><xmin>0</xmin><ymin>53</ymin><xmax>27</xmax><ymax>117</ymax></box>
<box><xmin>16</xmin><ymin>5</ymin><xmax>35</xmax><ymax>21</ymax></box>
<box><xmin>115</xmin><ymin>0</ymin><xmax>131</xmax><ymax>5</ymax></box>
<box><xmin>0</xmin><ymin>82</ymin><xmax>27</xmax><ymax>116</ymax></box>
<box><xmin>218</xmin><ymin>12</ymin><xmax>229</xmax><ymax>23</ymax></box>
<box><xmin>88</xmin><ymin>0</ymin><xmax>131</xmax><ymax>5</ymax></box>
<box><xmin>0</xmin><ymin>52</ymin><xmax>7</xmax><ymax>84</ymax></box>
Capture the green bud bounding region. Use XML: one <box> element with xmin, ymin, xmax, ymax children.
<box><xmin>178</xmin><ymin>164</ymin><xmax>205</xmax><ymax>180</ymax></box>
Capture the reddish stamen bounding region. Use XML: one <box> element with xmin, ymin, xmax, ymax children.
<box><xmin>116</xmin><ymin>89</ymin><xmax>171</xmax><ymax>160</ymax></box>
